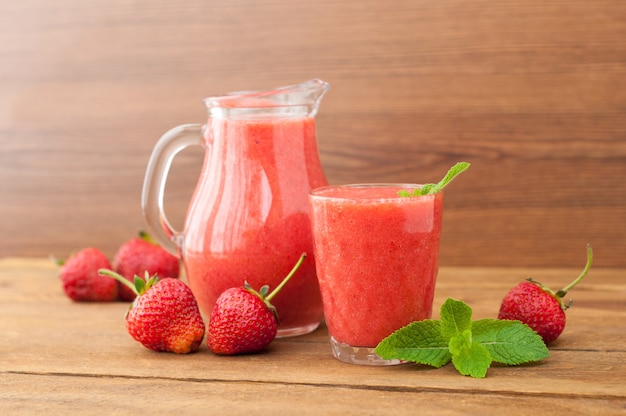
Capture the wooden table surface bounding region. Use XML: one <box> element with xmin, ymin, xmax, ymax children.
<box><xmin>1</xmin><ymin>258</ymin><xmax>624</xmax><ymax>415</ymax></box>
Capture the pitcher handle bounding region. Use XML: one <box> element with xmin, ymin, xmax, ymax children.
<box><xmin>141</xmin><ymin>123</ymin><xmax>204</xmax><ymax>256</ymax></box>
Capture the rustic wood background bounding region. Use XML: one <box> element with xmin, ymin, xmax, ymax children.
<box><xmin>1</xmin><ymin>0</ymin><xmax>624</xmax><ymax>268</ymax></box>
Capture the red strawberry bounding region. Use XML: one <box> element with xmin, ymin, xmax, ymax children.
<box><xmin>207</xmin><ymin>253</ymin><xmax>306</xmax><ymax>355</ymax></box>
<box><xmin>498</xmin><ymin>245</ymin><xmax>593</xmax><ymax>344</ymax></box>
<box><xmin>113</xmin><ymin>231</ymin><xmax>180</xmax><ymax>301</ymax></box>
<box><xmin>100</xmin><ymin>269</ymin><xmax>205</xmax><ymax>354</ymax></box>
<box><xmin>58</xmin><ymin>247</ymin><xmax>118</xmax><ymax>302</ymax></box>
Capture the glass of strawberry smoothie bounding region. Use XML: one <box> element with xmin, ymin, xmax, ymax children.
<box><xmin>309</xmin><ymin>184</ymin><xmax>444</xmax><ymax>365</ymax></box>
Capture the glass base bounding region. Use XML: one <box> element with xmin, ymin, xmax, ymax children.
<box><xmin>330</xmin><ymin>336</ymin><xmax>407</xmax><ymax>366</ymax></box>
<box><xmin>276</xmin><ymin>321</ymin><xmax>321</xmax><ymax>338</ymax></box>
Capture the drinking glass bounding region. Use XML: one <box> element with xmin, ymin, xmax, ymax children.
<box><xmin>309</xmin><ymin>184</ymin><xmax>444</xmax><ymax>365</ymax></box>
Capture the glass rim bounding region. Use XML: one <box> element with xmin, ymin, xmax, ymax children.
<box><xmin>309</xmin><ymin>183</ymin><xmax>441</xmax><ymax>201</ymax></box>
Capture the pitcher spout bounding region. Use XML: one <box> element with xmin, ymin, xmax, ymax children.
<box><xmin>270</xmin><ymin>79</ymin><xmax>330</xmax><ymax>116</ymax></box>
<box><xmin>205</xmin><ymin>79</ymin><xmax>330</xmax><ymax>118</ymax></box>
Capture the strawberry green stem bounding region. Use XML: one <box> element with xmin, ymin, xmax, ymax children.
<box><xmin>99</xmin><ymin>268</ymin><xmax>139</xmax><ymax>295</ymax></box>
<box><xmin>139</xmin><ymin>230</ymin><xmax>156</xmax><ymax>244</ymax></box>
<box><xmin>266</xmin><ymin>253</ymin><xmax>307</xmax><ymax>302</ymax></box>
<box><xmin>556</xmin><ymin>244</ymin><xmax>593</xmax><ymax>298</ymax></box>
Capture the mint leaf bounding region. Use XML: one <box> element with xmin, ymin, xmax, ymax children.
<box><xmin>417</xmin><ymin>183</ymin><xmax>436</xmax><ymax>195</ymax></box>
<box><xmin>399</xmin><ymin>162</ymin><xmax>470</xmax><ymax>197</ymax></box>
<box><xmin>430</xmin><ymin>162</ymin><xmax>470</xmax><ymax>194</ymax></box>
<box><xmin>374</xmin><ymin>298</ymin><xmax>549</xmax><ymax>378</ymax></box>
<box><xmin>472</xmin><ymin>319</ymin><xmax>550</xmax><ymax>365</ymax></box>
<box><xmin>445</xmin><ymin>302</ymin><xmax>492</xmax><ymax>378</ymax></box>
<box><xmin>451</xmin><ymin>340</ymin><xmax>492</xmax><ymax>378</ymax></box>
<box><xmin>440</xmin><ymin>298</ymin><xmax>473</xmax><ymax>339</ymax></box>
<box><xmin>375</xmin><ymin>320</ymin><xmax>452</xmax><ymax>368</ymax></box>
<box><xmin>448</xmin><ymin>329</ymin><xmax>472</xmax><ymax>356</ymax></box>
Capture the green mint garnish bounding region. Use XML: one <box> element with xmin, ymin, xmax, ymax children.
<box><xmin>398</xmin><ymin>162</ymin><xmax>470</xmax><ymax>197</ymax></box>
<box><xmin>375</xmin><ymin>298</ymin><xmax>549</xmax><ymax>378</ymax></box>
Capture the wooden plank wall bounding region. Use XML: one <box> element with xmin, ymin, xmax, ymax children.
<box><xmin>1</xmin><ymin>0</ymin><xmax>625</xmax><ymax>267</ymax></box>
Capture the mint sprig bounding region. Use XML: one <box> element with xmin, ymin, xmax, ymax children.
<box><xmin>375</xmin><ymin>298</ymin><xmax>549</xmax><ymax>378</ymax></box>
<box><xmin>398</xmin><ymin>162</ymin><xmax>470</xmax><ymax>197</ymax></box>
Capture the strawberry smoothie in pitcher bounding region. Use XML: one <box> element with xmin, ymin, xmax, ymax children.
<box><xmin>142</xmin><ymin>80</ymin><xmax>329</xmax><ymax>336</ymax></box>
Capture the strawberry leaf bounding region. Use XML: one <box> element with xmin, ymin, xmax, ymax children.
<box><xmin>134</xmin><ymin>276</ymin><xmax>145</xmax><ymax>294</ymax></box>
<box><xmin>259</xmin><ymin>285</ymin><xmax>270</xmax><ymax>298</ymax></box>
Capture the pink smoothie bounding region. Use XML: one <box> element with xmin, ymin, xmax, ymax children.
<box><xmin>309</xmin><ymin>185</ymin><xmax>444</xmax><ymax>347</ymax></box>
<box><xmin>183</xmin><ymin>116</ymin><xmax>327</xmax><ymax>335</ymax></box>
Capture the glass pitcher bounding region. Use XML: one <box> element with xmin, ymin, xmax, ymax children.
<box><xmin>141</xmin><ymin>79</ymin><xmax>329</xmax><ymax>337</ymax></box>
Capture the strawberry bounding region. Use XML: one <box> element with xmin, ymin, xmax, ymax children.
<box><xmin>58</xmin><ymin>247</ymin><xmax>118</xmax><ymax>302</ymax></box>
<box><xmin>207</xmin><ymin>253</ymin><xmax>306</xmax><ymax>355</ymax></box>
<box><xmin>498</xmin><ymin>244</ymin><xmax>593</xmax><ymax>344</ymax></box>
<box><xmin>100</xmin><ymin>269</ymin><xmax>205</xmax><ymax>354</ymax></box>
<box><xmin>113</xmin><ymin>231</ymin><xmax>180</xmax><ymax>301</ymax></box>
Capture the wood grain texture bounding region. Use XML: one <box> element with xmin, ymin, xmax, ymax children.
<box><xmin>4</xmin><ymin>373</ymin><xmax>626</xmax><ymax>415</ymax></box>
<box><xmin>1</xmin><ymin>0</ymin><xmax>625</xmax><ymax>267</ymax></box>
<box><xmin>1</xmin><ymin>258</ymin><xmax>625</xmax><ymax>415</ymax></box>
